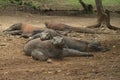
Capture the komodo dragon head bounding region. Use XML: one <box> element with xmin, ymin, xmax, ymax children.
<box><xmin>39</xmin><ymin>29</ymin><xmax>60</xmax><ymax>41</ymax></box>
<box><xmin>40</xmin><ymin>32</ymin><xmax>52</xmax><ymax>40</ymax></box>
<box><xmin>51</xmin><ymin>36</ymin><xmax>64</xmax><ymax>48</ymax></box>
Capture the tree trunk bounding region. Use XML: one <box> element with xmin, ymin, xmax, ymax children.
<box><xmin>87</xmin><ymin>0</ymin><xmax>120</xmax><ymax>30</ymax></box>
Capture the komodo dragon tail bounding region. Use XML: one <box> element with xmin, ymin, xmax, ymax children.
<box><xmin>70</xmin><ymin>27</ymin><xmax>109</xmax><ymax>34</ymax></box>
<box><xmin>63</xmin><ymin>48</ymin><xmax>93</xmax><ymax>57</ymax></box>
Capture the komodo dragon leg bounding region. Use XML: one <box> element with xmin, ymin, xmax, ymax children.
<box><xmin>31</xmin><ymin>49</ymin><xmax>48</xmax><ymax>61</ymax></box>
<box><xmin>63</xmin><ymin>48</ymin><xmax>93</xmax><ymax>57</ymax></box>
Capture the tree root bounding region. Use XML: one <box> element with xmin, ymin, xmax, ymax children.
<box><xmin>87</xmin><ymin>9</ymin><xmax>120</xmax><ymax>30</ymax></box>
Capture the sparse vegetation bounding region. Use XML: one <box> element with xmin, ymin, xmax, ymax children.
<box><xmin>0</xmin><ymin>0</ymin><xmax>119</xmax><ymax>11</ymax></box>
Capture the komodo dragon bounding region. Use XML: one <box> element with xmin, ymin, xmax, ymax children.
<box><xmin>24</xmin><ymin>37</ymin><xmax>93</xmax><ymax>61</ymax></box>
<box><xmin>28</xmin><ymin>29</ymin><xmax>109</xmax><ymax>52</ymax></box>
<box><xmin>44</xmin><ymin>22</ymin><xmax>109</xmax><ymax>34</ymax></box>
<box><xmin>3</xmin><ymin>23</ymin><xmax>43</xmax><ymax>38</ymax></box>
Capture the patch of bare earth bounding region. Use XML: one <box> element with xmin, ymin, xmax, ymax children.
<box><xmin>0</xmin><ymin>11</ymin><xmax>120</xmax><ymax>80</ymax></box>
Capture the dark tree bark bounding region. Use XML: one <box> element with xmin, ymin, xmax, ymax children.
<box><xmin>87</xmin><ymin>0</ymin><xmax>120</xmax><ymax>30</ymax></box>
<box><xmin>79</xmin><ymin>0</ymin><xmax>93</xmax><ymax>13</ymax></box>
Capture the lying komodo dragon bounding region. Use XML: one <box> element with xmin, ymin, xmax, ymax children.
<box><xmin>28</xmin><ymin>29</ymin><xmax>109</xmax><ymax>52</ymax></box>
<box><xmin>24</xmin><ymin>36</ymin><xmax>93</xmax><ymax>61</ymax></box>
<box><xmin>3</xmin><ymin>23</ymin><xmax>43</xmax><ymax>38</ymax></box>
<box><xmin>44</xmin><ymin>22</ymin><xmax>109</xmax><ymax>34</ymax></box>
<box><xmin>28</xmin><ymin>28</ymin><xmax>61</xmax><ymax>41</ymax></box>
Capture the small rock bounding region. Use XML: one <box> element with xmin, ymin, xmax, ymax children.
<box><xmin>4</xmin><ymin>72</ymin><xmax>8</xmax><ymax>75</ymax></box>
<box><xmin>101</xmin><ymin>27</ymin><xmax>105</xmax><ymax>30</ymax></box>
<box><xmin>112</xmin><ymin>45</ymin><xmax>116</xmax><ymax>48</ymax></box>
<box><xmin>57</xmin><ymin>69</ymin><xmax>62</xmax><ymax>73</ymax></box>
<box><xmin>66</xmin><ymin>72</ymin><xmax>70</xmax><ymax>75</ymax></box>
<box><xmin>47</xmin><ymin>71</ymin><xmax>53</xmax><ymax>74</ymax></box>
<box><xmin>53</xmin><ymin>69</ymin><xmax>62</xmax><ymax>74</ymax></box>
<box><xmin>47</xmin><ymin>59</ymin><xmax>52</xmax><ymax>63</ymax></box>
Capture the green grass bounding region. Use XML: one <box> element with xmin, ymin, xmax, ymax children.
<box><xmin>0</xmin><ymin>0</ymin><xmax>9</xmax><ymax>7</ymax></box>
<box><xmin>102</xmin><ymin>0</ymin><xmax>120</xmax><ymax>6</ymax></box>
<box><xmin>45</xmin><ymin>0</ymin><xmax>120</xmax><ymax>10</ymax></box>
<box><xmin>66</xmin><ymin>0</ymin><xmax>120</xmax><ymax>8</ymax></box>
<box><xmin>0</xmin><ymin>0</ymin><xmax>119</xmax><ymax>10</ymax></box>
<box><xmin>67</xmin><ymin>0</ymin><xmax>120</xmax><ymax>6</ymax></box>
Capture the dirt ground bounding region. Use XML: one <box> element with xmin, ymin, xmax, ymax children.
<box><xmin>0</xmin><ymin>11</ymin><xmax>120</xmax><ymax>80</ymax></box>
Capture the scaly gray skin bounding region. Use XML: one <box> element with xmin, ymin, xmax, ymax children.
<box><xmin>32</xmin><ymin>48</ymin><xmax>93</xmax><ymax>61</ymax></box>
<box><xmin>29</xmin><ymin>30</ymin><xmax>109</xmax><ymax>52</ymax></box>
<box><xmin>24</xmin><ymin>36</ymin><xmax>93</xmax><ymax>61</ymax></box>
<box><xmin>3</xmin><ymin>23</ymin><xmax>23</xmax><ymax>35</ymax></box>
<box><xmin>28</xmin><ymin>29</ymin><xmax>61</xmax><ymax>41</ymax></box>
<box><xmin>63</xmin><ymin>48</ymin><xmax>93</xmax><ymax>57</ymax></box>
<box><xmin>24</xmin><ymin>37</ymin><xmax>64</xmax><ymax>61</ymax></box>
<box><xmin>62</xmin><ymin>37</ymin><xmax>108</xmax><ymax>52</ymax></box>
<box><xmin>52</xmin><ymin>36</ymin><xmax>108</xmax><ymax>52</ymax></box>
